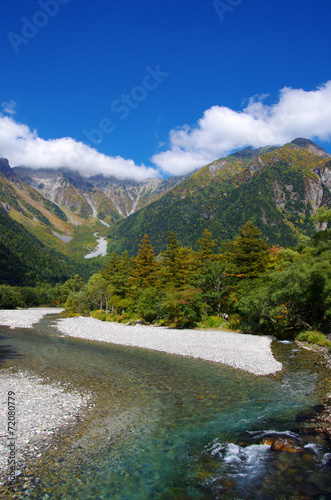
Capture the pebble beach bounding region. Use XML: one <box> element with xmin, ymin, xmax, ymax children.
<box><xmin>0</xmin><ymin>309</ymin><xmax>92</xmax><ymax>488</ymax></box>
<box><xmin>56</xmin><ymin>315</ymin><xmax>283</xmax><ymax>376</ymax></box>
<box><xmin>0</xmin><ymin>369</ymin><xmax>92</xmax><ymax>488</ymax></box>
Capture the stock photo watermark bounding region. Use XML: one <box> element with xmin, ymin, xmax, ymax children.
<box><xmin>83</xmin><ymin>65</ymin><xmax>169</xmax><ymax>147</ymax></box>
<box><xmin>7</xmin><ymin>0</ymin><xmax>71</xmax><ymax>54</ymax></box>
<box><xmin>213</xmin><ymin>0</ymin><xmax>244</xmax><ymax>22</ymax></box>
<box><xmin>7</xmin><ymin>390</ymin><xmax>17</xmax><ymax>490</ymax></box>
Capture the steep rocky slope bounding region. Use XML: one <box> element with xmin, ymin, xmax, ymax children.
<box><xmin>106</xmin><ymin>139</ymin><xmax>331</xmax><ymax>254</ymax></box>
<box><xmin>1</xmin><ymin>138</ymin><xmax>331</xmax><ymax>259</ymax></box>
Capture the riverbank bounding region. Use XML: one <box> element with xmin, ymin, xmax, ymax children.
<box><xmin>1</xmin><ymin>308</ymin><xmax>331</xmax><ymax>497</ymax></box>
<box><xmin>295</xmin><ymin>341</ymin><xmax>331</xmax><ymax>442</ymax></box>
<box><xmin>0</xmin><ymin>308</ymin><xmax>64</xmax><ymax>329</ymax></box>
<box><xmin>56</xmin><ymin>316</ymin><xmax>283</xmax><ymax>376</ymax></box>
<box><xmin>0</xmin><ymin>368</ymin><xmax>92</xmax><ymax>490</ymax></box>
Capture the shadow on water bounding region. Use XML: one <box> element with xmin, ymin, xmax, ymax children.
<box><xmin>0</xmin><ymin>333</ymin><xmax>22</xmax><ymax>366</ymax></box>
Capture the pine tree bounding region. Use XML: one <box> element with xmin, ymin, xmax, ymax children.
<box><xmin>102</xmin><ymin>251</ymin><xmax>132</xmax><ymax>298</ymax></box>
<box><xmin>224</xmin><ymin>222</ymin><xmax>269</xmax><ymax>278</ymax></box>
<box><xmin>197</xmin><ymin>229</ymin><xmax>218</xmax><ymax>263</ymax></box>
<box><xmin>160</xmin><ymin>231</ymin><xmax>196</xmax><ymax>287</ymax></box>
<box><xmin>130</xmin><ymin>234</ymin><xmax>158</xmax><ymax>290</ymax></box>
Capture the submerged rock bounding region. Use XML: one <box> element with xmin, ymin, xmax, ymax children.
<box><xmin>313</xmin><ymin>397</ymin><xmax>331</xmax><ymax>442</ymax></box>
<box><xmin>262</xmin><ymin>436</ymin><xmax>303</xmax><ymax>453</ymax></box>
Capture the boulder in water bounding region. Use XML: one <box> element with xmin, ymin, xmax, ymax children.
<box><xmin>262</xmin><ymin>436</ymin><xmax>303</xmax><ymax>453</ymax></box>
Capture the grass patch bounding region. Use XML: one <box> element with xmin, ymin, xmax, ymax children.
<box><xmin>197</xmin><ymin>315</ymin><xmax>227</xmax><ymax>329</ymax></box>
<box><xmin>296</xmin><ymin>330</ymin><xmax>331</xmax><ymax>351</ymax></box>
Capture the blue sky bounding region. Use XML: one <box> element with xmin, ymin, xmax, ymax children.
<box><xmin>1</xmin><ymin>0</ymin><xmax>331</xmax><ymax>180</ymax></box>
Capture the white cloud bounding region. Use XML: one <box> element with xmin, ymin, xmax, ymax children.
<box><xmin>1</xmin><ymin>82</ymin><xmax>331</xmax><ymax>181</ymax></box>
<box><xmin>152</xmin><ymin>81</ymin><xmax>331</xmax><ymax>175</ymax></box>
<box><xmin>1</xmin><ymin>100</ymin><xmax>17</xmax><ymax>116</ymax></box>
<box><xmin>0</xmin><ymin>115</ymin><xmax>158</xmax><ymax>181</ymax></box>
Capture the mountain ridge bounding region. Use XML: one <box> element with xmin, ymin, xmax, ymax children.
<box><xmin>106</xmin><ymin>139</ymin><xmax>331</xmax><ymax>254</ymax></box>
<box><xmin>1</xmin><ymin>137</ymin><xmax>331</xmax><ymax>260</ymax></box>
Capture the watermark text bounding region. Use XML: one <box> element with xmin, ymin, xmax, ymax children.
<box><xmin>7</xmin><ymin>391</ymin><xmax>17</xmax><ymax>489</ymax></box>
<box><xmin>213</xmin><ymin>0</ymin><xmax>244</xmax><ymax>22</ymax></box>
<box><xmin>8</xmin><ymin>0</ymin><xmax>71</xmax><ymax>54</ymax></box>
<box><xmin>83</xmin><ymin>65</ymin><xmax>169</xmax><ymax>147</ymax></box>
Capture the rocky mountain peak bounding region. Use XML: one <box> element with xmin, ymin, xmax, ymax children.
<box><xmin>291</xmin><ymin>138</ymin><xmax>331</xmax><ymax>158</ymax></box>
<box><xmin>0</xmin><ymin>158</ymin><xmax>19</xmax><ymax>182</ymax></box>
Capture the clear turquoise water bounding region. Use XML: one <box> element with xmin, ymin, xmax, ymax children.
<box><xmin>1</xmin><ymin>315</ymin><xmax>331</xmax><ymax>499</ymax></box>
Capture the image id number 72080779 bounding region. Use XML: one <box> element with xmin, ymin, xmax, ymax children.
<box><xmin>7</xmin><ymin>391</ymin><xmax>17</xmax><ymax>488</ymax></box>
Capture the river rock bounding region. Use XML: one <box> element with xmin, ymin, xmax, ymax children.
<box><xmin>311</xmin><ymin>395</ymin><xmax>331</xmax><ymax>442</ymax></box>
<box><xmin>262</xmin><ymin>436</ymin><xmax>303</xmax><ymax>453</ymax></box>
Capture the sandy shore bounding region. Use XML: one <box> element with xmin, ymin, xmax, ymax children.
<box><xmin>56</xmin><ymin>317</ymin><xmax>283</xmax><ymax>376</ymax></box>
<box><xmin>0</xmin><ymin>308</ymin><xmax>64</xmax><ymax>329</ymax></box>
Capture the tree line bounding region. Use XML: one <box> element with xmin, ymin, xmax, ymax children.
<box><xmin>63</xmin><ymin>212</ymin><xmax>331</xmax><ymax>337</ymax></box>
<box><xmin>2</xmin><ymin>211</ymin><xmax>331</xmax><ymax>342</ymax></box>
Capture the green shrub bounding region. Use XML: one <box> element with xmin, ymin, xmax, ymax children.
<box><xmin>197</xmin><ymin>315</ymin><xmax>226</xmax><ymax>329</ymax></box>
<box><xmin>0</xmin><ymin>285</ymin><xmax>25</xmax><ymax>308</ymax></box>
<box><xmin>159</xmin><ymin>286</ymin><xmax>204</xmax><ymax>328</ymax></box>
<box><xmin>135</xmin><ymin>287</ymin><xmax>162</xmax><ymax>323</ymax></box>
<box><xmin>90</xmin><ymin>310</ymin><xmax>107</xmax><ymax>321</ymax></box>
<box><xmin>227</xmin><ymin>314</ymin><xmax>241</xmax><ymax>331</ymax></box>
<box><xmin>65</xmin><ymin>290</ymin><xmax>89</xmax><ymax>314</ymax></box>
<box><xmin>296</xmin><ymin>330</ymin><xmax>331</xmax><ymax>350</ymax></box>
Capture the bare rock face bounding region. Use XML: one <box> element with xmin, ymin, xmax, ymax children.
<box><xmin>262</xmin><ymin>436</ymin><xmax>303</xmax><ymax>453</ymax></box>
<box><xmin>0</xmin><ymin>158</ymin><xmax>19</xmax><ymax>182</ymax></box>
<box><xmin>291</xmin><ymin>138</ymin><xmax>331</xmax><ymax>158</ymax></box>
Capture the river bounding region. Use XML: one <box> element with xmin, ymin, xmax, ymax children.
<box><xmin>1</xmin><ymin>313</ymin><xmax>331</xmax><ymax>499</ymax></box>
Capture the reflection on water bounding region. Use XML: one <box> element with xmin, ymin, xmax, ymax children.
<box><xmin>0</xmin><ymin>315</ymin><xmax>330</xmax><ymax>499</ymax></box>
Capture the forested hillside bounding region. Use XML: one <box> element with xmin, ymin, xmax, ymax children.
<box><xmin>0</xmin><ymin>206</ymin><xmax>93</xmax><ymax>287</ymax></box>
<box><xmin>107</xmin><ymin>141</ymin><xmax>331</xmax><ymax>255</ymax></box>
<box><xmin>1</xmin><ymin>137</ymin><xmax>331</xmax><ymax>324</ymax></box>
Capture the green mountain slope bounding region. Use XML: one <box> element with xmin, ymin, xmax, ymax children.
<box><xmin>0</xmin><ymin>161</ymin><xmax>112</xmax><ymax>259</ymax></box>
<box><xmin>0</xmin><ymin>206</ymin><xmax>84</xmax><ymax>286</ymax></box>
<box><xmin>107</xmin><ymin>141</ymin><xmax>331</xmax><ymax>254</ymax></box>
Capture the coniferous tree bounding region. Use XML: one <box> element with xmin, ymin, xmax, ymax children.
<box><xmin>197</xmin><ymin>229</ymin><xmax>218</xmax><ymax>263</ymax></box>
<box><xmin>102</xmin><ymin>251</ymin><xmax>131</xmax><ymax>297</ymax></box>
<box><xmin>130</xmin><ymin>234</ymin><xmax>158</xmax><ymax>290</ymax></box>
<box><xmin>160</xmin><ymin>232</ymin><xmax>196</xmax><ymax>288</ymax></box>
<box><xmin>224</xmin><ymin>222</ymin><xmax>270</xmax><ymax>278</ymax></box>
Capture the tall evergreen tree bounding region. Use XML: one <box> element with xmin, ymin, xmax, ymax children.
<box><xmin>197</xmin><ymin>229</ymin><xmax>218</xmax><ymax>263</ymax></box>
<box><xmin>130</xmin><ymin>234</ymin><xmax>158</xmax><ymax>290</ymax></box>
<box><xmin>224</xmin><ymin>222</ymin><xmax>269</xmax><ymax>278</ymax></box>
<box><xmin>160</xmin><ymin>231</ymin><xmax>196</xmax><ymax>288</ymax></box>
<box><xmin>102</xmin><ymin>251</ymin><xmax>131</xmax><ymax>297</ymax></box>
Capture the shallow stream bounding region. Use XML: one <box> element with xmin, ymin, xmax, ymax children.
<box><xmin>1</xmin><ymin>314</ymin><xmax>331</xmax><ymax>499</ymax></box>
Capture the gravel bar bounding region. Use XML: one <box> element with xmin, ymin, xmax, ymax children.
<box><xmin>56</xmin><ymin>317</ymin><xmax>283</xmax><ymax>376</ymax></box>
<box><xmin>0</xmin><ymin>368</ymin><xmax>92</xmax><ymax>487</ymax></box>
<box><xmin>0</xmin><ymin>308</ymin><xmax>64</xmax><ymax>329</ymax></box>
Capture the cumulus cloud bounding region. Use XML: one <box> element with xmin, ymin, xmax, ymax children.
<box><xmin>152</xmin><ymin>81</ymin><xmax>331</xmax><ymax>175</ymax></box>
<box><xmin>0</xmin><ymin>115</ymin><xmax>158</xmax><ymax>181</ymax></box>
<box><xmin>1</xmin><ymin>82</ymin><xmax>331</xmax><ymax>181</ymax></box>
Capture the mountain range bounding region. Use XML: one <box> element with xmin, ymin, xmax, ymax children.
<box><xmin>0</xmin><ymin>137</ymin><xmax>331</xmax><ymax>270</ymax></box>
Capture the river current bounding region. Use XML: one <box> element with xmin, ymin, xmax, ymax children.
<box><xmin>1</xmin><ymin>314</ymin><xmax>331</xmax><ymax>499</ymax></box>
